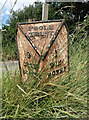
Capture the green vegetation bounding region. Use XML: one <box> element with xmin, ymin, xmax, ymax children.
<box><xmin>2</xmin><ymin>46</ymin><xmax>88</xmax><ymax>118</ymax></box>
<box><xmin>2</xmin><ymin>3</ymin><xmax>42</xmax><ymax>61</ymax></box>
<box><xmin>2</xmin><ymin>16</ymin><xmax>88</xmax><ymax>118</ymax></box>
<box><xmin>1</xmin><ymin>1</ymin><xmax>89</xmax><ymax>119</ymax></box>
<box><xmin>2</xmin><ymin>2</ymin><xmax>89</xmax><ymax>60</ymax></box>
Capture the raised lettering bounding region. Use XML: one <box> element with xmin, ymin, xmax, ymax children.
<box><xmin>28</xmin><ymin>27</ymin><xmax>33</xmax><ymax>31</ymax></box>
<box><xmin>49</xmin><ymin>25</ymin><xmax>54</xmax><ymax>30</ymax></box>
<box><xmin>34</xmin><ymin>26</ymin><xmax>38</xmax><ymax>30</ymax></box>
<box><xmin>27</xmin><ymin>52</ymin><xmax>31</xmax><ymax>59</ymax></box>
<box><xmin>55</xmin><ymin>50</ymin><xmax>57</xmax><ymax>58</ymax></box>
<box><xmin>50</xmin><ymin>62</ymin><xmax>54</xmax><ymax>69</ymax></box>
<box><xmin>44</xmin><ymin>25</ymin><xmax>48</xmax><ymax>30</ymax></box>
<box><xmin>39</xmin><ymin>26</ymin><xmax>43</xmax><ymax>30</ymax></box>
<box><xmin>52</xmin><ymin>71</ymin><xmax>55</xmax><ymax>76</ymax></box>
<box><xmin>35</xmin><ymin>32</ymin><xmax>39</xmax><ymax>36</ymax></box>
<box><xmin>56</xmin><ymin>69</ymin><xmax>59</xmax><ymax>74</ymax></box>
<box><xmin>57</xmin><ymin>60</ymin><xmax>62</xmax><ymax>66</ymax></box>
<box><xmin>48</xmin><ymin>73</ymin><xmax>51</xmax><ymax>78</ymax></box>
<box><xmin>50</xmin><ymin>31</ymin><xmax>54</xmax><ymax>35</ymax></box>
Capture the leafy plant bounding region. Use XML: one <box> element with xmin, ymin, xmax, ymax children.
<box><xmin>2</xmin><ymin>2</ymin><xmax>89</xmax><ymax>60</ymax></box>
<box><xmin>2</xmin><ymin>18</ymin><xmax>88</xmax><ymax>118</ymax></box>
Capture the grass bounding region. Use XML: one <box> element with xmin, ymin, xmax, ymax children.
<box><xmin>2</xmin><ymin>42</ymin><xmax>18</xmax><ymax>61</ymax></box>
<box><xmin>1</xmin><ymin>19</ymin><xmax>88</xmax><ymax>118</ymax></box>
<box><xmin>1</xmin><ymin>45</ymin><xmax>87</xmax><ymax>118</ymax></box>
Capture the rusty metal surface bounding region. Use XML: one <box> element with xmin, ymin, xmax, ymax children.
<box><xmin>17</xmin><ymin>20</ymin><xmax>69</xmax><ymax>82</ymax></box>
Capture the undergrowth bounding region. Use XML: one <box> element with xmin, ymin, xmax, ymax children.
<box><xmin>1</xmin><ymin>17</ymin><xmax>89</xmax><ymax>118</ymax></box>
<box><xmin>2</xmin><ymin>42</ymin><xmax>18</xmax><ymax>61</ymax></box>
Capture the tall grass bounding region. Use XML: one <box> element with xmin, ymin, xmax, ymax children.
<box><xmin>1</xmin><ymin>18</ymin><xmax>88</xmax><ymax>118</ymax></box>
<box><xmin>2</xmin><ymin>42</ymin><xmax>18</xmax><ymax>61</ymax></box>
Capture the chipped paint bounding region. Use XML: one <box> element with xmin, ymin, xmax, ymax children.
<box><xmin>17</xmin><ymin>20</ymin><xmax>69</xmax><ymax>82</ymax></box>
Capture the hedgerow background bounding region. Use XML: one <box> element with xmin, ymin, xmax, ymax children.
<box><xmin>2</xmin><ymin>2</ymin><xmax>89</xmax><ymax>60</ymax></box>
<box><xmin>1</xmin><ymin>2</ymin><xmax>89</xmax><ymax>119</ymax></box>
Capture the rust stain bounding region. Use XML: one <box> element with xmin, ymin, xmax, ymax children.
<box><xmin>17</xmin><ymin>20</ymin><xmax>69</xmax><ymax>83</ymax></box>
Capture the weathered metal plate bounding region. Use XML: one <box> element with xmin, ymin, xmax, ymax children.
<box><xmin>17</xmin><ymin>20</ymin><xmax>69</xmax><ymax>82</ymax></box>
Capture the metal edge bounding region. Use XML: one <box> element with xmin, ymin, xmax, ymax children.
<box><xmin>17</xmin><ymin>19</ymin><xmax>65</xmax><ymax>25</ymax></box>
<box><xmin>17</xmin><ymin>19</ymin><xmax>65</xmax><ymax>61</ymax></box>
<box><xmin>18</xmin><ymin>25</ymin><xmax>41</xmax><ymax>57</ymax></box>
<box><xmin>16</xmin><ymin>24</ymin><xmax>22</xmax><ymax>82</ymax></box>
<box><xmin>16</xmin><ymin>20</ymin><xmax>69</xmax><ymax>81</ymax></box>
<box><xmin>64</xmin><ymin>21</ymin><xmax>70</xmax><ymax>73</ymax></box>
<box><xmin>41</xmin><ymin>20</ymin><xmax>65</xmax><ymax>61</ymax></box>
